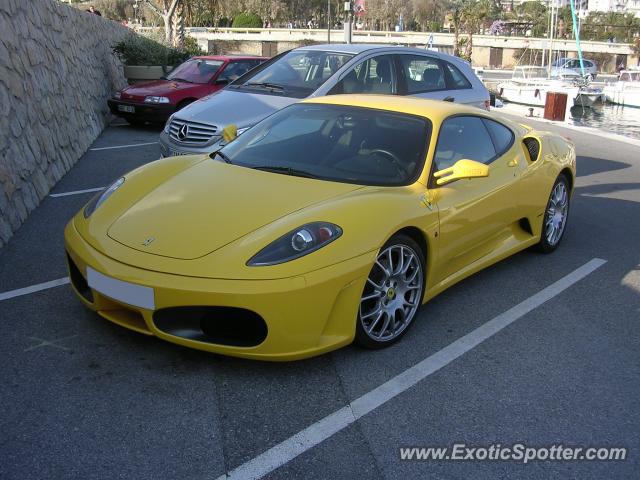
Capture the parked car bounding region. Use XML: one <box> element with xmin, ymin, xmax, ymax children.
<box><xmin>66</xmin><ymin>95</ymin><xmax>575</xmax><ymax>360</ymax></box>
<box><xmin>159</xmin><ymin>44</ymin><xmax>490</xmax><ymax>157</ymax></box>
<box><xmin>108</xmin><ymin>55</ymin><xmax>266</xmax><ymax>125</ymax></box>
<box><xmin>551</xmin><ymin>57</ymin><xmax>597</xmax><ymax>80</ymax></box>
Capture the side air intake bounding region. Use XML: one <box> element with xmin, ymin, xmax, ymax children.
<box><xmin>523</xmin><ymin>137</ymin><xmax>540</xmax><ymax>162</ymax></box>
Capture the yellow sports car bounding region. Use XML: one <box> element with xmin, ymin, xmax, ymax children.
<box><xmin>65</xmin><ymin>95</ymin><xmax>575</xmax><ymax>360</ymax></box>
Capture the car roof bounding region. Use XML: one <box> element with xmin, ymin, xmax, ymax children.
<box><xmin>294</xmin><ymin>43</ymin><xmax>466</xmax><ymax>62</ymax></box>
<box><xmin>301</xmin><ymin>94</ymin><xmax>476</xmax><ymax>122</ymax></box>
<box><xmin>193</xmin><ymin>55</ymin><xmax>266</xmax><ymax>61</ymax></box>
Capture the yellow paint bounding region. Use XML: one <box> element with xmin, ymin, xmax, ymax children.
<box><xmin>65</xmin><ymin>95</ymin><xmax>576</xmax><ymax>360</ymax></box>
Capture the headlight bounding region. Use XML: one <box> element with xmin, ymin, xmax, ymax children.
<box><xmin>236</xmin><ymin>127</ymin><xmax>250</xmax><ymax>136</ymax></box>
<box><xmin>114</xmin><ymin>91</ymin><xmax>122</xmax><ymax>99</ymax></box>
<box><xmin>163</xmin><ymin>114</ymin><xmax>174</xmax><ymax>134</ymax></box>
<box><xmin>83</xmin><ymin>177</ymin><xmax>125</xmax><ymax>218</ymax></box>
<box><xmin>247</xmin><ymin>222</ymin><xmax>342</xmax><ymax>266</ymax></box>
<box><xmin>144</xmin><ymin>96</ymin><xmax>170</xmax><ymax>104</ymax></box>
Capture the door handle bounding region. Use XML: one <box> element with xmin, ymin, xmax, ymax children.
<box><xmin>507</xmin><ymin>158</ymin><xmax>518</xmax><ymax>167</ymax></box>
<box><xmin>443</xmin><ymin>96</ymin><xmax>455</xmax><ymax>102</ymax></box>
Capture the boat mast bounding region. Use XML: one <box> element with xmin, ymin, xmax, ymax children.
<box><xmin>570</xmin><ymin>0</ymin><xmax>586</xmax><ymax>77</ymax></box>
<box><xmin>547</xmin><ymin>0</ymin><xmax>556</xmax><ymax>77</ymax></box>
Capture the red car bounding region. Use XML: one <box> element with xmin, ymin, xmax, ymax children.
<box><xmin>108</xmin><ymin>55</ymin><xmax>266</xmax><ymax>125</ymax></box>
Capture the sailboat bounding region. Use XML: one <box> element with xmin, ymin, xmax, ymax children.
<box><xmin>604</xmin><ymin>68</ymin><xmax>640</xmax><ymax>108</ymax></box>
<box><xmin>497</xmin><ymin>0</ymin><xmax>603</xmax><ymax>108</ymax></box>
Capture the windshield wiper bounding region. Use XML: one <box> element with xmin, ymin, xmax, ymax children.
<box><xmin>244</xmin><ymin>82</ymin><xmax>286</xmax><ymax>92</ymax></box>
<box><xmin>251</xmin><ymin>165</ymin><xmax>320</xmax><ymax>179</ymax></box>
<box><xmin>211</xmin><ymin>151</ymin><xmax>232</xmax><ymax>164</ymax></box>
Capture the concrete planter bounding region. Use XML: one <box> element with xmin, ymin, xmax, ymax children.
<box><xmin>123</xmin><ymin>65</ymin><xmax>174</xmax><ymax>84</ymax></box>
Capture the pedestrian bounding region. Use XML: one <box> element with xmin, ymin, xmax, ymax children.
<box><xmin>87</xmin><ymin>5</ymin><xmax>102</xmax><ymax>16</ymax></box>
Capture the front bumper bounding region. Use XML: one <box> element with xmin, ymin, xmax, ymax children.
<box><xmin>158</xmin><ymin>130</ymin><xmax>222</xmax><ymax>157</ymax></box>
<box><xmin>64</xmin><ymin>220</ymin><xmax>374</xmax><ymax>361</ymax></box>
<box><xmin>108</xmin><ymin>99</ymin><xmax>176</xmax><ymax>123</ymax></box>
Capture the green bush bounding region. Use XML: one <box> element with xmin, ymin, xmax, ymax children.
<box><xmin>232</xmin><ymin>12</ymin><xmax>263</xmax><ymax>28</ymax></box>
<box><xmin>113</xmin><ymin>34</ymin><xmax>203</xmax><ymax>67</ymax></box>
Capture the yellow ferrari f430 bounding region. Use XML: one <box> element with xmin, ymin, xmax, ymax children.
<box><xmin>65</xmin><ymin>95</ymin><xmax>575</xmax><ymax>360</ymax></box>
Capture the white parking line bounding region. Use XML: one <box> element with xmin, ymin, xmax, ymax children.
<box><xmin>0</xmin><ymin>277</ymin><xmax>70</xmax><ymax>302</ymax></box>
<box><xmin>50</xmin><ymin>187</ymin><xmax>104</xmax><ymax>198</ymax></box>
<box><xmin>215</xmin><ymin>258</ymin><xmax>607</xmax><ymax>480</ymax></box>
<box><xmin>89</xmin><ymin>142</ymin><xmax>158</xmax><ymax>151</ymax></box>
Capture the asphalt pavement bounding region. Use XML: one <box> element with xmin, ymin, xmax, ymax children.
<box><xmin>0</xmin><ymin>115</ymin><xmax>638</xmax><ymax>480</ymax></box>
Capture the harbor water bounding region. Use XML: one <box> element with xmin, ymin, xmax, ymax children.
<box><xmin>567</xmin><ymin>103</ymin><xmax>640</xmax><ymax>140</ymax></box>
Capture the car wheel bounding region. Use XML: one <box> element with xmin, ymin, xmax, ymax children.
<box><xmin>355</xmin><ymin>234</ymin><xmax>425</xmax><ymax>349</ymax></box>
<box><xmin>536</xmin><ymin>175</ymin><xmax>570</xmax><ymax>253</ymax></box>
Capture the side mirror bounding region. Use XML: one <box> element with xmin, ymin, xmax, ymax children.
<box><xmin>222</xmin><ymin>124</ymin><xmax>238</xmax><ymax>143</ymax></box>
<box><xmin>433</xmin><ymin>159</ymin><xmax>489</xmax><ymax>186</ymax></box>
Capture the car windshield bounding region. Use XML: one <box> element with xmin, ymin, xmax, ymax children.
<box><xmin>167</xmin><ymin>59</ymin><xmax>224</xmax><ymax>84</ymax></box>
<box><xmin>219</xmin><ymin>104</ymin><xmax>431</xmax><ymax>186</ymax></box>
<box><xmin>231</xmin><ymin>50</ymin><xmax>354</xmax><ymax>98</ymax></box>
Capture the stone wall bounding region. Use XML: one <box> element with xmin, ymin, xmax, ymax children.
<box><xmin>0</xmin><ymin>0</ymin><xmax>129</xmax><ymax>248</ymax></box>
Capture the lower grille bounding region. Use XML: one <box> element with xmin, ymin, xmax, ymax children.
<box><xmin>169</xmin><ymin>118</ymin><xmax>218</xmax><ymax>144</ymax></box>
<box><xmin>153</xmin><ymin>307</ymin><xmax>268</xmax><ymax>347</ymax></box>
<box><xmin>67</xmin><ymin>253</ymin><xmax>93</xmax><ymax>303</ymax></box>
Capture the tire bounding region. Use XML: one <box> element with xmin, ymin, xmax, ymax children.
<box><xmin>355</xmin><ymin>234</ymin><xmax>426</xmax><ymax>349</ymax></box>
<box><xmin>536</xmin><ymin>174</ymin><xmax>570</xmax><ymax>253</ymax></box>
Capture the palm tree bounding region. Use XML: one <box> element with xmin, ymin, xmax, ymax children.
<box><xmin>461</xmin><ymin>0</ymin><xmax>499</xmax><ymax>60</ymax></box>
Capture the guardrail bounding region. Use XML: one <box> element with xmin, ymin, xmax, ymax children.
<box><xmin>134</xmin><ymin>26</ymin><xmax>633</xmax><ymax>55</ymax></box>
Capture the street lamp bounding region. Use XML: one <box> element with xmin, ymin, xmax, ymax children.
<box><xmin>133</xmin><ymin>0</ymin><xmax>139</xmax><ymax>24</ymax></box>
<box><xmin>327</xmin><ymin>0</ymin><xmax>331</xmax><ymax>44</ymax></box>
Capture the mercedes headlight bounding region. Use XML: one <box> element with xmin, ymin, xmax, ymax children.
<box><xmin>163</xmin><ymin>114</ymin><xmax>174</xmax><ymax>134</ymax></box>
<box><xmin>144</xmin><ymin>96</ymin><xmax>170</xmax><ymax>104</ymax></box>
<box><xmin>247</xmin><ymin>222</ymin><xmax>342</xmax><ymax>266</ymax></box>
<box><xmin>84</xmin><ymin>177</ymin><xmax>125</xmax><ymax>218</ymax></box>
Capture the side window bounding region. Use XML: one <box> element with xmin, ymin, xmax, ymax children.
<box><xmin>218</xmin><ymin>62</ymin><xmax>253</xmax><ymax>82</ymax></box>
<box><xmin>433</xmin><ymin>116</ymin><xmax>496</xmax><ymax>171</ymax></box>
<box><xmin>329</xmin><ymin>55</ymin><xmax>395</xmax><ymax>95</ymax></box>
<box><xmin>445</xmin><ymin>62</ymin><xmax>472</xmax><ymax>89</ymax></box>
<box><xmin>482</xmin><ymin>119</ymin><xmax>514</xmax><ymax>156</ymax></box>
<box><xmin>397</xmin><ymin>54</ymin><xmax>446</xmax><ymax>93</ymax></box>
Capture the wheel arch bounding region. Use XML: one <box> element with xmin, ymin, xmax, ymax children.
<box><xmin>387</xmin><ymin>226</ymin><xmax>431</xmax><ymax>294</ymax></box>
<box><xmin>177</xmin><ymin>98</ymin><xmax>197</xmax><ymax>109</ymax></box>
<box><xmin>559</xmin><ymin>167</ymin><xmax>574</xmax><ymax>192</ymax></box>
<box><xmin>392</xmin><ymin>226</ymin><xmax>429</xmax><ymax>260</ymax></box>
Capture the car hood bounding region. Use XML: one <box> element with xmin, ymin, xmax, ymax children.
<box><xmin>177</xmin><ymin>89</ymin><xmax>298</xmax><ymax>128</ymax></box>
<box><xmin>106</xmin><ymin>160</ymin><xmax>361</xmax><ymax>260</ymax></box>
<box><xmin>122</xmin><ymin>80</ymin><xmax>198</xmax><ymax>97</ymax></box>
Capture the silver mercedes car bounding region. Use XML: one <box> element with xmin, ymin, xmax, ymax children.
<box><xmin>159</xmin><ymin>44</ymin><xmax>490</xmax><ymax>156</ymax></box>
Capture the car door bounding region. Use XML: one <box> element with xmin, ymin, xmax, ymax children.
<box><xmin>395</xmin><ymin>53</ymin><xmax>482</xmax><ymax>107</ymax></box>
<box><xmin>429</xmin><ymin>115</ymin><xmax>525</xmax><ymax>283</ymax></box>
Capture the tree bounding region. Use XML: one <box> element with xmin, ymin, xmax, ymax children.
<box><xmin>461</xmin><ymin>0</ymin><xmax>499</xmax><ymax>59</ymax></box>
<box><xmin>412</xmin><ymin>0</ymin><xmax>451</xmax><ymax>32</ymax></box>
<box><xmin>143</xmin><ymin>0</ymin><xmax>183</xmax><ymax>44</ymax></box>
<box><xmin>632</xmin><ymin>37</ymin><xmax>640</xmax><ymax>66</ymax></box>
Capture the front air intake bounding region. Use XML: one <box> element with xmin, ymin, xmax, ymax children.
<box><xmin>523</xmin><ymin>137</ymin><xmax>540</xmax><ymax>162</ymax></box>
<box><xmin>153</xmin><ymin>307</ymin><xmax>268</xmax><ymax>347</ymax></box>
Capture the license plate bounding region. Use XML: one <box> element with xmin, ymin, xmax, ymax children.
<box><xmin>87</xmin><ymin>267</ymin><xmax>155</xmax><ymax>310</ymax></box>
<box><xmin>118</xmin><ymin>105</ymin><xmax>135</xmax><ymax>113</ymax></box>
<box><xmin>169</xmin><ymin>149</ymin><xmax>189</xmax><ymax>156</ymax></box>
